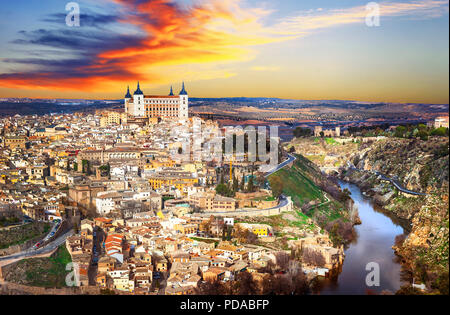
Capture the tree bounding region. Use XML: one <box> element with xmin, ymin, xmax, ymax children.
<box><xmin>247</xmin><ymin>176</ymin><xmax>255</xmax><ymax>193</ymax></box>
<box><xmin>394</xmin><ymin>125</ymin><xmax>407</xmax><ymax>138</ymax></box>
<box><xmin>274</xmin><ymin>251</ymin><xmax>290</xmax><ymax>272</ymax></box>
<box><xmin>216</xmin><ymin>184</ymin><xmax>231</xmax><ymax>197</ymax></box>
<box><xmin>293</xmin><ymin>127</ymin><xmax>312</xmax><ymax>138</ymax></box>
<box><xmin>232</xmin><ymin>175</ymin><xmax>239</xmax><ymax>193</ymax></box>
<box><xmin>301</xmin><ymin>247</ymin><xmax>326</xmax><ymax>267</ymax></box>
<box><xmin>81</xmin><ymin>160</ymin><xmax>91</xmax><ymax>175</ymax></box>
<box><xmin>339</xmin><ymin>188</ymin><xmax>352</xmax><ymax>202</ymax></box>
<box><xmin>246</xmin><ymin>230</ymin><xmax>258</xmax><ymax>244</ymax></box>
<box><xmin>222</xmin><ymin>224</ymin><xmax>227</xmax><ymax>241</ymax></box>
<box><xmin>235</xmin><ymin>271</ymin><xmax>258</xmax><ymax>295</ymax></box>
<box><xmin>418</xmin><ymin>123</ymin><xmax>427</xmax><ymax>130</ymax></box>
<box><xmin>417</xmin><ymin>129</ymin><xmax>429</xmax><ymax>141</ymax></box>
<box><xmin>240</xmin><ymin>174</ymin><xmax>245</xmax><ymax>191</ymax></box>
<box><xmin>431</xmin><ymin>127</ymin><xmax>448</xmax><ymax>137</ymax></box>
<box><xmin>270</xmin><ymin>176</ymin><xmax>284</xmax><ymax>198</ymax></box>
<box><xmin>195</xmin><ymin>280</ymin><xmax>227</xmax><ymax>295</ymax></box>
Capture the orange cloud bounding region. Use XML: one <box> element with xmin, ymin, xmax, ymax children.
<box><xmin>0</xmin><ymin>0</ymin><xmax>283</xmax><ymax>93</ymax></box>
<box><xmin>0</xmin><ymin>0</ymin><xmax>447</xmax><ymax>95</ymax></box>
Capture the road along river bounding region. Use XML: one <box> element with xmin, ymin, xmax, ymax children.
<box><xmin>313</xmin><ymin>181</ymin><xmax>409</xmax><ymax>295</ymax></box>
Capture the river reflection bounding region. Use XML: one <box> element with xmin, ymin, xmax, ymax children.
<box><xmin>314</xmin><ymin>181</ymin><xmax>408</xmax><ymax>295</ymax></box>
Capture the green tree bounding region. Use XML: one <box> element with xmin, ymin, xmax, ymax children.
<box><xmin>431</xmin><ymin>127</ymin><xmax>448</xmax><ymax>137</ymax></box>
<box><xmin>293</xmin><ymin>127</ymin><xmax>312</xmax><ymax>138</ymax></box>
<box><xmin>418</xmin><ymin>123</ymin><xmax>427</xmax><ymax>130</ymax></box>
<box><xmin>216</xmin><ymin>184</ymin><xmax>231</xmax><ymax>197</ymax></box>
<box><xmin>394</xmin><ymin>126</ymin><xmax>407</xmax><ymax>138</ymax></box>
<box><xmin>247</xmin><ymin>176</ymin><xmax>255</xmax><ymax>193</ymax></box>
<box><xmin>81</xmin><ymin>160</ymin><xmax>91</xmax><ymax>175</ymax></box>
<box><xmin>240</xmin><ymin>174</ymin><xmax>245</xmax><ymax>191</ymax></box>
<box><xmin>417</xmin><ymin>129</ymin><xmax>429</xmax><ymax>141</ymax></box>
<box><xmin>270</xmin><ymin>176</ymin><xmax>284</xmax><ymax>198</ymax></box>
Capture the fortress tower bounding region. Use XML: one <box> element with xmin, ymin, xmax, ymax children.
<box><xmin>124</xmin><ymin>82</ymin><xmax>189</xmax><ymax>121</ymax></box>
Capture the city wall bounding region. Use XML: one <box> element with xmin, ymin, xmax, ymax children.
<box><xmin>197</xmin><ymin>197</ymin><xmax>293</xmax><ymax>218</ymax></box>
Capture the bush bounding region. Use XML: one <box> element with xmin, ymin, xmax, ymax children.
<box><xmin>293</xmin><ymin>127</ymin><xmax>312</xmax><ymax>138</ymax></box>
<box><xmin>417</xmin><ymin>130</ymin><xmax>429</xmax><ymax>141</ymax></box>
<box><xmin>394</xmin><ymin>126</ymin><xmax>407</xmax><ymax>138</ymax></box>
<box><xmin>431</xmin><ymin>127</ymin><xmax>448</xmax><ymax>137</ymax></box>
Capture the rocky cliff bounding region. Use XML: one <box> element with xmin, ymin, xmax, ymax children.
<box><xmin>349</xmin><ymin>137</ymin><xmax>448</xmax><ymax>194</ymax></box>
<box><xmin>339</xmin><ymin>137</ymin><xmax>449</xmax><ymax>294</ymax></box>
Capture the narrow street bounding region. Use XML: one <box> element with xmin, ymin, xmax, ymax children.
<box><xmin>88</xmin><ymin>227</ymin><xmax>105</xmax><ymax>285</ymax></box>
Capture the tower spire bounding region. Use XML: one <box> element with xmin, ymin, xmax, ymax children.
<box><xmin>179</xmin><ymin>81</ymin><xmax>188</xmax><ymax>95</ymax></box>
<box><xmin>169</xmin><ymin>85</ymin><xmax>174</xmax><ymax>96</ymax></box>
<box><xmin>134</xmin><ymin>81</ymin><xmax>143</xmax><ymax>95</ymax></box>
<box><xmin>125</xmin><ymin>85</ymin><xmax>132</xmax><ymax>98</ymax></box>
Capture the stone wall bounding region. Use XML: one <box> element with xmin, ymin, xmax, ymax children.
<box><xmin>0</xmin><ymin>282</ymin><xmax>103</xmax><ymax>295</ymax></box>
<box><xmin>0</xmin><ymin>238</ymin><xmax>37</xmax><ymax>257</ymax></box>
<box><xmin>197</xmin><ymin>197</ymin><xmax>293</xmax><ymax>218</ymax></box>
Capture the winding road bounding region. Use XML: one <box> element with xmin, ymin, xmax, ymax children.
<box><xmin>264</xmin><ymin>153</ymin><xmax>297</xmax><ymax>178</ymax></box>
<box><xmin>347</xmin><ymin>162</ymin><xmax>427</xmax><ymax>196</ymax></box>
<box><xmin>0</xmin><ymin>229</ymin><xmax>74</xmax><ymax>263</ymax></box>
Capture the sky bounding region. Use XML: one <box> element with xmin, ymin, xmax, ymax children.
<box><xmin>0</xmin><ymin>0</ymin><xmax>448</xmax><ymax>103</ymax></box>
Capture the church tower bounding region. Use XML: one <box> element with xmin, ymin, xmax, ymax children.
<box><xmin>179</xmin><ymin>82</ymin><xmax>189</xmax><ymax>120</ymax></box>
<box><xmin>124</xmin><ymin>86</ymin><xmax>132</xmax><ymax>114</ymax></box>
<box><xmin>133</xmin><ymin>82</ymin><xmax>145</xmax><ymax>117</ymax></box>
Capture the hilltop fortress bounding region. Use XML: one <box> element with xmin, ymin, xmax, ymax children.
<box><xmin>124</xmin><ymin>82</ymin><xmax>188</xmax><ymax>121</ymax></box>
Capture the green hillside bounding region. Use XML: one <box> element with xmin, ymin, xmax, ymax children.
<box><xmin>268</xmin><ymin>154</ymin><xmax>326</xmax><ymax>208</ymax></box>
<box><xmin>268</xmin><ymin>154</ymin><xmax>353</xmax><ymax>246</ymax></box>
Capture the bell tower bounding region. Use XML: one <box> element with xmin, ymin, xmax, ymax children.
<box><xmin>133</xmin><ymin>82</ymin><xmax>145</xmax><ymax>117</ymax></box>
<box><xmin>178</xmin><ymin>82</ymin><xmax>189</xmax><ymax>120</ymax></box>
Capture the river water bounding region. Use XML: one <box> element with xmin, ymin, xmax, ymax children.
<box><xmin>314</xmin><ymin>181</ymin><xmax>408</xmax><ymax>295</ymax></box>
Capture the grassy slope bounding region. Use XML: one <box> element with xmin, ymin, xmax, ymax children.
<box><xmin>5</xmin><ymin>245</ymin><xmax>72</xmax><ymax>288</ymax></box>
<box><xmin>0</xmin><ymin>222</ymin><xmax>51</xmax><ymax>249</ymax></box>
<box><xmin>269</xmin><ymin>154</ymin><xmax>325</xmax><ymax>208</ymax></box>
<box><xmin>268</xmin><ymin>154</ymin><xmax>350</xmax><ymax>246</ymax></box>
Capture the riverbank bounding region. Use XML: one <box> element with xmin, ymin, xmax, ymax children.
<box><xmin>338</xmin><ymin>167</ymin><xmax>448</xmax><ymax>294</ymax></box>
<box><xmin>313</xmin><ymin>181</ymin><xmax>407</xmax><ymax>295</ymax></box>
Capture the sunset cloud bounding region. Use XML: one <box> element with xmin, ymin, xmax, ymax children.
<box><xmin>274</xmin><ymin>0</ymin><xmax>449</xmax><ymax>35</ymax></box>
<box><xmin>0</xmin><ymin>0</ymin><xmax>448</xmax><ymax>98</ymax></box>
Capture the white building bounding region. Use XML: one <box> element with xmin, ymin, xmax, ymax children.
<box><xmin>95</xmin><ymin>192</ymin><xmax>120</xmax><ymax>215</ymax></box>
<box><xmin>124</xmin><ymin>82</ymin><xmax>189</xmax><ymax>120</ymax></box>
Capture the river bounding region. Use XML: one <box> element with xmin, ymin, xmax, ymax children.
<box><xmin>314</xmin><ymin>181</ymin><xmax>409</xmax><ymax>295</ymax></box>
